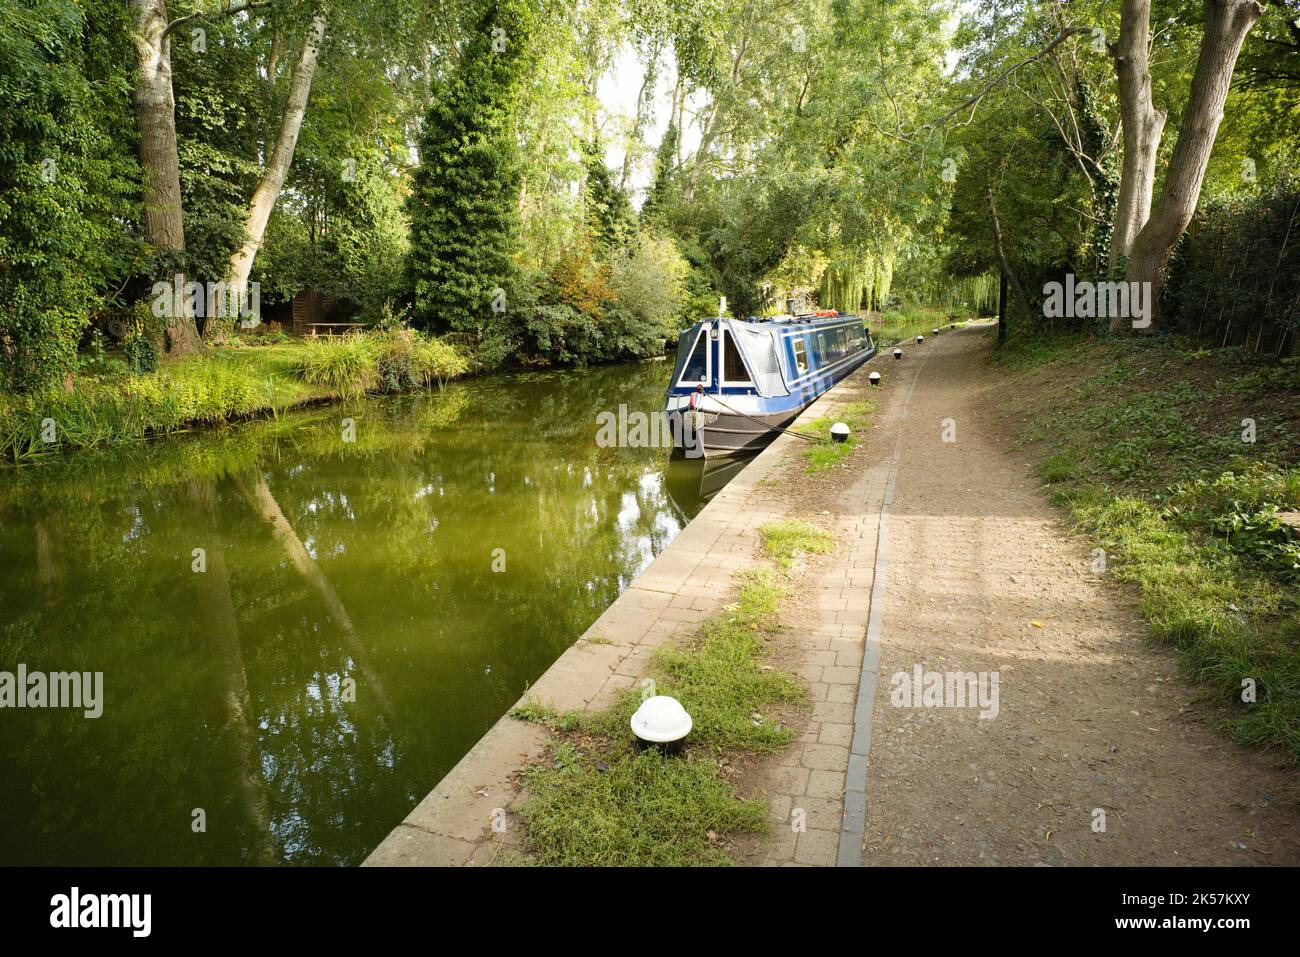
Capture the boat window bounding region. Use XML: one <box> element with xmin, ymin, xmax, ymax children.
<box><xmin>792</xmin><ymin>338</ymin><xmax>808</xmax><ymax>373</ymax></box>
<box><xmin>721</xmin><ymin>330</ymin><xmax>752</xmax><ymax>384</ymax></box>
<box><xmin>678</xmin><ymin>328</ymin><xmax>710</xmax><ymax>384</ymax></box>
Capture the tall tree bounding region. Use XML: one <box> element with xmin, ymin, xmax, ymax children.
<box><xmin>1108</xmin><ymin>0</ymin><xmax>1166</xmax><ymax>270</ymax></box>
<box><xmin>226</xmin><ymin>9</ymin><xmax>328</xmax><ymax>294</ymax></box>
<box><xmin>1115</xmin><ymin>0</ymin><xmax>1266</xmax><ymax>330</ymax></box>
<box><xmin>128</xmin><ymin>1</ymin><xmax>333</xmax><ymax>346</ymax></box>
<box><xmin>582</xmin><ymin>136</ymin><xmax>635</xmax><ymax>249</ymax></box>
<box><xmin>128</xmin><ymin>0</ymin><xmax>202</xmax><ymax>353</ymax></box>
<box><xmin>406</xmin><ymin>0</ymin><xmax>533</xmax><ymax>334</ymax></box>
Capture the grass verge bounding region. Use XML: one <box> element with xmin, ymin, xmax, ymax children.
<box><xmin>796</xmin><ymin>399</ymin><xmax>874</xmax><ymax>473</ymax></box>
<box><xmin>995</xmin><ymin>334</ymin><xmax>1300</xmax><ymax>760</ymax></box>
<box><xmin>508</xmin><ymin>522</ymin><xmax>832</xmax><ymax>865</ymax></box>
<box><xmin>0</xmin><ymin>330</ymin><xmax>467</xmax><ymax>462</ymax></box>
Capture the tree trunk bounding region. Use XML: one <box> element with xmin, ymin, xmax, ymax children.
<box><xmin>672</xmin><ymin>72</ymin><xmax>684</xmax><ymax>169</ymax></box>
<box><xmin>997</xmin><ymin>270</ymin><xmax>1008</xmax><ymax>346</ymax></box>
<box><xmin>227</xmin><ymin>13</ymin><xmax>328</xmax><ymax>293</ymax></box>
<box><xmin>188</xmin><ymin>479</ymin><xmax>277</xmax><ymax>866</ymax></box>
<box><xmin>619</xmin><ymin>50</ymin><xmax>659</xmax><ymax>191</ymax></box>
<box><xmin>683</xmin><ymin>104</ymin><xmax>720</xmax><ymax>202</ymax></box>
<box><xmin>1109</xmin><ymin>0</ymin><xmax>1167</xmax><ymax>274</ymax></box>
<box><xmin>232</xmin><ymin>471</ymin><xmax>399</xmax><ymax>727</ymax></box>
<box><xmin>989</xmin><ymin>188</ymin><xmax>1034</xmax><ymax>327</ymax></box>
<box><xmin>1119</xmin><ymin>0</ymin><xmax>1264</xmax><ymax>332</ymax></box>
<box><xmin>128</xmin><ymin>0</ymin><xmax>203</xmax><ymax>355</ymax></box>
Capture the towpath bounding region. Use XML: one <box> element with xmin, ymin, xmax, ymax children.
<box><xmin>742</xmin><ymin>322</ymin><xmax>1300</xmax><ymax>866</ymax></box>
<box><xmin>366</xmin><ymin>322</ymin><xmax>1300</xmax><ymax>866</ymax></box>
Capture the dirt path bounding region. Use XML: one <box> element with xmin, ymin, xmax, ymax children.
<box><xmin>854</xmin><ymin>324</ymin><xmax>1300</xmax><ymax>866</ymax></box>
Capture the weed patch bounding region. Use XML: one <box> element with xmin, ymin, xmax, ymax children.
<box><xmin>759</xmin><ymin>520</ymin><xmax>836</xmax><ymax>570</ymax></box>
<box><xmin>797</xmin><ymin>399</ymin><xmax>874</xmax><ymax>473</ymax></box>
<box><xmin>511</xmin><ymin>567</ymin><xmax>808</xmax><ymax>865</ymax></box>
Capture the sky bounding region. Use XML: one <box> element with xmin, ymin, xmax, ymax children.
<box><xmin>596</xmin><ymin>45</ymin><xmax>700</xmax><ymax>204</ymax></box>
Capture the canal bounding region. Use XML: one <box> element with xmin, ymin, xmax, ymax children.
<box><xmin>0</xmin><ymin>359</ymin><xmax>730</xmax><ymax>865</ymax></box>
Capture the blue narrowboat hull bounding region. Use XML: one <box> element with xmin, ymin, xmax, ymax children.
<box><xmin>664</xmin><ymin>313</ymin><xmax>876</xmax><ymax>459</ymax></box>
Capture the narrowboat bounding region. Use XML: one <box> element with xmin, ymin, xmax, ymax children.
<box><xmin>665</xmin><ymin>310</ymin><xmax>876</xmax><ymax>458</ymax></box>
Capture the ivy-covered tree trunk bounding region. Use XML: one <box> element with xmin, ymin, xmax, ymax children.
<box><xmin>1118</xmin><ymin>0</ymin><xmax>1265</xmax><ymax>332</ymax></box>
<box><xmin>128</xmin><ymin>0</ymin><xmax>202</xmax><ymax>354</ymax></box>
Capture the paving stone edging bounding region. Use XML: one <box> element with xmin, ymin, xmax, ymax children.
<box><xmin>836</xmin><ymin>348</ymin><xmax>929</xmax><ymax>865</ymax></box>
<box><xmin>363</xmin><ymin>356</ymin><xmax>885</xmax><ymax>867</ymax></box>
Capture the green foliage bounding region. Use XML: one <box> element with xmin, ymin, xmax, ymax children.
<box><xmin>367</xmin><ymin>326</ymin><xmax>471</xmax><ymax>392</ymax></box>
<box><xmin>876</xmin><ymin>304</ymin><xmax>966</xmax><ymax>346</ymax></box>
<box><xmin>494</xmin><ymin>230</ymin><xmax>690</xmax><ymax>367</ymax></box>
<box><xmin>411</xmin><ymin>333</ymin><xmax>471</xmax><ymax>386</ymax></box>
<box><xmin>797</xmin><ymin>399</ymin><xmax>875</xmax><ymax>472</ymax></box>
<box><xmin>653</xmin><ymin>568</ymin><xmax>806</xmax><ymax>751</ymax></box>
<box><xmin>603</xmin><ymin>231</ymin><xmax>689</xmax><ymax>349</ymax></box>
<box><xmin>407</xmin><ymin>0</ymin><xmax>534</xmax><ymax>335</ymax></box>
<box><xmin>122</xmin><ymin>333</ymin><xmax>160</xmax><ymax>376</ymax></box>
<box><xmin>519</xmin><ymin>745</ymin><xmax>767</xmax><ymax>866</ymax></box>
<box><xmin>1165</xmin><ymin>171</ymin><xmax>1300</xmax><ymax>355</ymax></box>
<box><xmin>685</xmin><ymin>176</ymin><xmax>815</xmax><ymax>316</ymax></box>
<box><xmin>255</xmin><ymin>156</ymin><xmax>409</xmax><ymax>324</ymax></box>
<box><xmin>675</xmin><ymin>236</ymin><xmax>726</xmax><ymax>324</ymax></box>
<box><xmin>0</xmin><ymin>331</ymin><xmax>470</xmax><ymax>459</ymax></box>
<box><xmin>170</xmin><ymin>17</ymin><xmax>264</xmax><ymax>286</ymax></box>
<box><xmin>759</xmin><ymin>520</ymin><xmax>836</xmax><ymax>570</ymax></box>
<box><xmin>582</xmin><ymin>135</ymin><xmax>635</xmax><ymax>249</ymax></box>
<box><xmin>639</xmin><ymin>117</ymin><xmax>680</xmax><ymax>224</ymax></box>
<box><xmin>0</xmin><ymin>0</ymin><xmax>141</xmax><ymax>391</ymax></box>
<box><xmin>294</xmin><ymin>337</ymin><xmax>377</xmax><ymax>401</ymax></box>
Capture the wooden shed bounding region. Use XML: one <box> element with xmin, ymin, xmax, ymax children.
<box><xmin>290</xmin><ymin>288</ymin><xmax>338</xmax><ymax>335</ymax></box>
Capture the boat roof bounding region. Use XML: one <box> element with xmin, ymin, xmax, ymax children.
<box><xmin>684</xmin><ymin>312</ymin><xmax>860</xmax><ymax>330</ymax></box>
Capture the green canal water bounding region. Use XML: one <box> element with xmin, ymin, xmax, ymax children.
<box><xmin>0</xmin><ymin>359</ymin><xmax>725</xmax><ymax>865</ymax></box>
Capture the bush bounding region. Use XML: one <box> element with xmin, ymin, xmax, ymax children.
<box><xmin>0</xmin><ymin>0</ymin><xmax>142</xmax><ymax>392</ymax></box>
<box><xmin>374</xmin><ymin>328</ymin><xmax>419</xmax><ymax>392</ymax></box>
<box><xmin>296</xmin><ymin>328</ymin><xmax>468</xmax><ymax>397</ymax></box>
<box><xmin>513</xmin><ymin>231</ymin><xmax>690</xmax><ymax>366</ymax></box>
<box><xmin>608</xmin><ymin>233</ymin><xmax>687</xmax><ymax>326</ymax></box>
<box><xmin>123</xmin><ymin>332</ymin><xmax>159</xmax><ymax>375</ymax></box>
<box><xmin>1165</xmin><ymin>172</ymin><xmax>1300</xmax><ymax>356</ymax></box>
<box><xmin>545</xmin><ymin>244</ymin><xmax>613</xmax><ymax>320</ymax></box>
<box><xmin>520</xmin><ymin>303</ymin><xmax>600</xmax><ymax>365</ymax></box>
<box><xmin>296</xmin><ymin>335</ymin><xmax>377</xmax><ymax>399</ymax></box>
<box><xmin>411</xmin><ymin>334</ymin><xmax>469</xmax><ymax>386</ymax></box>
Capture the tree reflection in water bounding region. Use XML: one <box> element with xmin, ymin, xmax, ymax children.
<box><xmin>0</xmin><ymin>360</ymin><xmax>719</xmax><ymax>865</ymax></box>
